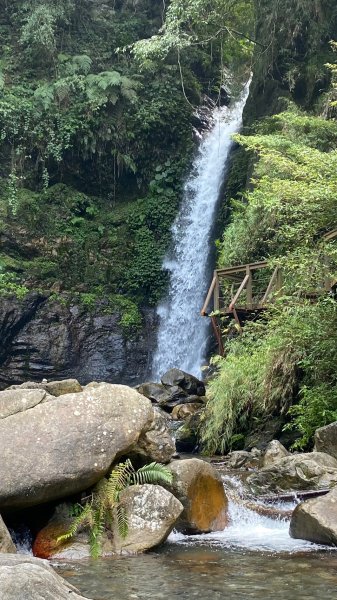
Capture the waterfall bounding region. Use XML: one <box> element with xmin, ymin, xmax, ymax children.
<box><xmin>152</xmin><ymin>80</ymin><xmax>251</xmax><ymax>380</ymax></box>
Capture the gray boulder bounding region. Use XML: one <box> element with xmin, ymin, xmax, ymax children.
<box><xmin>161</xmin><ymin>369</ymin><xmax>205</xmax><ymax>396</ymax></box>
<box><xmin>247</xmin><ymin>452</ymin><xmax>337</xmax><ymax>494</ymax></box>
<box><xmin>136</xmin><ymin>382</ymin><xmax>172</xmax><ymax>405</ymax></box>
<box><xmin>290</xmin><ymin>487</ymin><xmax>337</xmax><ymax>545</ymax></box>
<box><xmin>131</xmin><ymin>408</ymin><xmax>176</xmax><ymax>464</ymax></box>
<box><xmin>261</xmin><ymin>440</ymin><xmax>289</xmax><ymax>468</ymax></box>
<box><xmin>315</xmin><ymin>421</ymin><xmax>337</xmax><ymax>460</ymax></box>
<box><xmin>0</xmin><ymin>383</ymin><xmax>165</xmax><ymax>509</ymax></box>
<box><xmin>0</xmin><ymin>389</ymin><xmax>49</xmax><ymax>419</ymax></box>
<box><xmin>113</xmin><ymin>484</ymin><xmax>183</xmax><ymax>554</ymax></box>
<box><xmin>0</xmin><ymin>555</ymin><xmax>91</xmax><ymax>599</ymax></box>
<box><xmin>168</xmin><ymin>459</ymin><xmax>228</xmax><ymax>534</ymax></box>
<box><xmin>0</xmin><ymin>515</ymin><xmax>16</xmax><ymax>554</ymax></box>
<box><xmin>226</xmin><ymin>450</ymin><xmax>260</xmax><ymax>470</ymax></box>
<box><xmin>8</xmin><ymin>379</ymin><xmax>82</xmax><ymax>397</ymax></box>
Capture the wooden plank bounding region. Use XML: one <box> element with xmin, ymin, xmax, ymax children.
<box><xmin>246</xmin><ymin>265</ymin><xmax>253</xmax><ymax>309</ymax></box>
<box><xmin>229</xmin><ymin>273</ymin><xmax>249</xmax><ymax>311</ymax></box>
<box><xmin>323</xmin><ymin>228</ymin><xmax>337</xmax><ymax>241</ymax></box>
<box><xmin>260</xmin><ymin>266</ymin><xmax>279</xmax><ymax>305</ymax></box>
<box><xmin>259</xmin><ymin>488</ymin><xmax>330</xmax><ymax>504</ymax></box>
<box><xmin>211</xmin><ymin>315</ymin><xmax>225</xmax><ymax>356</ymax></box>
<box><xmin>201</xmin><ymin>275</ymin><xmax>216</xmax><ymax>316</ymax></box>
<box><xmin>217</xmin><ymin>260</ymin><xmax>268</xmax><ymax>276</ymax></box>
<box><xmin>214</xmin><ymin>272</ymin><xmax>220</xmax><ymax>311</ymax></box>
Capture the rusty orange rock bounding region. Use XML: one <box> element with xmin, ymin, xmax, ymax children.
<box><xmin>168</xmin><ymin>458</ymin><xmax>228</xmax><ymax>534</ymax></box>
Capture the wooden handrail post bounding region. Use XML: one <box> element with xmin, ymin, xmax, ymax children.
<box><xmin>214</xmin><ymin>271</ymin><xmax>220</xmax><ymax>311</ymax></box>
<box><xmin>201</xmin><ymin>275</ymin><xmax>217</xmax><ymax>316</ymax></box>
<box><xmin>246</xmin><ymin>265</ymin><xmax>253</xmax><ymax>309</ymax></box>
<box><xmin>261</xmin><ymin>267</ymin><xmax>279</xmax><ymax>306</ymax></box>
<box><xmin>229</xmin><ymin>273</ymin><xmax>249</xmax><ymax>311</ymax></box>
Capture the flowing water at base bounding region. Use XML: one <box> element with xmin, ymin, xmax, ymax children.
<box><xmin>59</xmin><ymin>495</ymin><xmax>337</xmax><ymax>600</ymax></box>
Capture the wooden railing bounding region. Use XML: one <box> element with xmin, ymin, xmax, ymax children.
<box><xmin>201</xmin><ymin>228</ymin><xmax>337</xmax><ymax>355</ymax></box>
<box><xmin>201</xmin><ymin>261</ymin><xmax>282</xmax><ymax>318</ymax></box>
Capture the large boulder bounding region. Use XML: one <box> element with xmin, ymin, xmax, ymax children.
<box><xmin>161</xmin><ymin>369</ymin><xmax>205</xmax><ymax>397</ymax></box>
<box><xmin>168</xmin><ymin>459</ymin><xmax>228</xmax><ymax>534</ymax></box>
<box><xmin>315</xmin><ymin>421</ymin><xmax>337</xmax><ymax>460</ymax></box>
<box><xmin>0</xmin><ymin>515</ymin><xmax>16</xmax><ymax>554</ymax></box>
<box><xmin>112</xmin><ymin>484</ymin><xmax>183</xmax><ymax>554</ymax></box>
<box><xmin>0</xmin><ymin>383</ymin><xmax>173</xmax><ymax>510</ymax></box>
<box><xmin>0</xmin><ymin>389</ymin><xmax>49</xmax><ymax>419</ymax></box>
<box><xmin>290</xmin><ymin>487</ymin><xmax>337</xmax><ymax>545</ymax></box>
<box><xmin>131</xmin><ymin>408</ymin><xmax>176</xmax><ymax>464</ymax></box>
<box><xmin>0</xmin><ymin>555</ymin><xmax>91</xmax><ymax>599</ymax></box>
<box><xmin>247</xmin><ymin>452</ymin><xmax>337</xmax><ymax>494</ymax></box>
<box><xmin>261</xmin><ymin>440</ymin><xmax>289</xmax><ymax>468</ymax></box>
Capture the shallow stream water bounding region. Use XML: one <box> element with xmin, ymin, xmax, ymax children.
<box><xmin>58</xmin><ymin>490</ymin><xmax>337</xmax><ymax>600</ymax></box>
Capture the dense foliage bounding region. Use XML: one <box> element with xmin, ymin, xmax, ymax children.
<box><xmin>0</xmin><ymin>0</ymin><xmax>254</xmax><ymax>319</ymax></box>
<box><xmin>201</xmin><ymin>103</ymin><xmax>337</xmax><ymax>453</ymax></box>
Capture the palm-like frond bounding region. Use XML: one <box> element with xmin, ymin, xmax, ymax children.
<box><xmin>131</xmin><ymin>462</ymin><xmax>173</xmax><ymax>486</ymax></box>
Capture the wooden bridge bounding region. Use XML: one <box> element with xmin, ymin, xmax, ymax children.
<box><xmin>201</xmin><ymin>229</ymin><xmax>337</xmax><ymax>355</ymax></box>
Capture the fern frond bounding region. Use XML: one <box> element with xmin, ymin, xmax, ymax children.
<box><xmin>72</xmin><ymin>54</ymin><xmax>92</xmax><ymax>75</ymax></box>
<box><xmin>131</xmin><ymin>462</ymin><xmax>173</xmax><ymax>486</ymax></box>
<box><xmin>106</xmin><ymin>459</ymin><xmax>135</xmax><ymax>506</ymax></box>
<box><xmin>56</xmin><ymin>502</ymin><xmax>93</xmax><ymax>544</ymax></box>
<box><xmin>89</xmin><ymin>507</ymin><xmax>105</xmax><ymax>559</ymax></box>
<box><xmin>116</xmin><ymin>503</ymin><xmax>128</xmax><ymax>540</ymax></box>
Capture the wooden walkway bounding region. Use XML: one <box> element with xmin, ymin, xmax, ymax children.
<box><xmin>201</xmin><ymin>229</ymin><xmax>337</xmax><ymax>355</ymax></box>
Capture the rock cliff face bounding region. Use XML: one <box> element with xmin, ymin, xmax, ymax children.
<box><xmin>0</xmin><ymin>294</ymin><xmax>156</xmax><ymax>389</ymax></box>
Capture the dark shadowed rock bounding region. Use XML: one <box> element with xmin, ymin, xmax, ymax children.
<box><xmin>0</xmin><ymin>384</ymin><xmax>156</xmax><ymax>510</ymax></box>
<box><xmin>0</xmin><ymin>294</ymin><xmax>156</xmax><ymax>389</ymax></box>
<box><xmin>0</xmin><ymin>515</ymin><xmax>16</xmax><ymax>554</ymax></box>
<box><xmin>0</xmin><ymin>554</ymin><xmax>91</xmax><ymax>599</ymax></box>
<box><xmin>315</xmin><ymin>421</ymin><xmax>337</xmax><ymax>460</ymax></box>
<box><xmin>175</xmin><ymin>410</ymin><xmax>203</xmax><ymax>453</ymax></box>
<box><xmin>161</xmin><ymin>369</ymin><xmax>205</xmax><ymax>396</ymax></box>
<box><xmin>112</xmin><ymin>485</ymin><xmax>183</xmax><ymax>554</ymax></box>
<box><xmin>168</xmin><ymin>459</ymin><xmax>228</xmax><ymax>534</ymax></box>
<box><xmin>136</xmin><ymin>382</ymin><xmax>172</xmax><ymax>404</ymax></box>
<box><xmin>290</xmin><ymin>487</ymin><xmax>337</xmax><ymax>545</ymax></box>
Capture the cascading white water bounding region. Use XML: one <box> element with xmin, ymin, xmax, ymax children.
<box><xmin>152</xmin><ymin>81</ymin><xmax>251</xmax><ymax>380</ymax></box>
<box><xmin>169</xmin><ymin>476</ymin><xmax>326</xmax><ymax>553</ymax></box>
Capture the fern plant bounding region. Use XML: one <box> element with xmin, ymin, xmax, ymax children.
<box><xmin>57</xmin><ymin>459</ymin><xmax>172</xmax><ymax>558</ymax></box>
